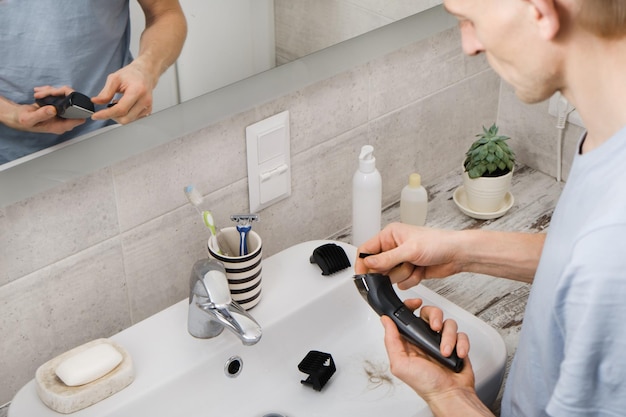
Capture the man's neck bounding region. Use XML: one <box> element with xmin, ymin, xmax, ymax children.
<box><xmin>563</xmin><ymin>34</ymin><xmax>626</xmax><ymax>154</ymax></box>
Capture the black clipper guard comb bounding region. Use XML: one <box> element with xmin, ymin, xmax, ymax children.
<box><xmin>309</xmin><ymin>243</ymin><xmax>351</xmax><ymax>275</ymax></box>
<box><xmin>354</xmin><ymin>273</ymin><xmax>464</xmax><ymax>373</ymax></box>
<box><xmin>298</xmin><ymin>350</ymin><xmax>336</xmax><ymax>391</ymax></box>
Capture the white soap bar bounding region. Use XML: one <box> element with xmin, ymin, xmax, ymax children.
<box><xmin>55</xmin><ymin>343</ymin><xmax>123</xmax><ymax>387</ymax></box>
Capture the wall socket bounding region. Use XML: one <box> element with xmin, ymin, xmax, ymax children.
<box><xmin>547</xmin><ymin>92</ymin><xmax>585</xmax><ymax>128</ymax></box>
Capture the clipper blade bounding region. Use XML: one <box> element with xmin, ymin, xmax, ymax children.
<box><xmin>353</xmin><ymin>274</ymin><xmax>370</xmax><ymax>300</ymax></box>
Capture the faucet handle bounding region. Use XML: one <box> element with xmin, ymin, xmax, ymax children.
<box><xmin>202</xmin><ymin>270</ymin><xmax>232</xmax><ymax>306</ymax></box>
<box><xmin>190</xmin><ymin>259</ymin><xmax>232</xmax><ymax>306</ymax></box>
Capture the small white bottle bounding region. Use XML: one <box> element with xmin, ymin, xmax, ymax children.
<box><xmin>400</xmin><ymin>173</ymin><xmax>428</xmax><ymax>226</ymax></box>
<box><xmin>352</xmin><ymin>145</ymin><xmax>382</xmax><ymax>246</ymax></box>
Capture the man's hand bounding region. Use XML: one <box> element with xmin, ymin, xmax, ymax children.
<box><xmin>91</xmin><ymin>0</ymin><xmax>187</xmax><ymax>125</ymax></box>
<box><xmin>355</xmin><ymin>223</ymin><xmax>543</xmax><ymax>288</ymax></box>
<box><xmin>382</xmin><ymin>299</ymin><xmax>492</xmax><ymax>416</ymax></box>
<box><xmin>90</xmin><ymin>59</ymin><xmax>154</xmax><ymax>125</ymax></box>
<box><xmin>0</xmin><ymin>86</ymin><xmax>85</xmax><ymax>135</ymax></box>
<box><xmin>355</xmin><ymin>223</ymin><xmax>465</xmax><ymax>289</ymax></box>
<box><xmin>382</xmin><ymin>299</ymin><xmax>473</xmax><ymax>397</ymax></box>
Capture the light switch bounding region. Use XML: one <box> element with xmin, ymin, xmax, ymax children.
<box><xmin>246</xmin><ymin>111</ymin><xmax>291</xmax><ymax>212</ymax></box>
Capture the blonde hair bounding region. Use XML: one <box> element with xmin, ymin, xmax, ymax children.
<box><xmin>577</xmin><ymin>0</ymin><xmax>626</xmax><ymax>38</ymax></box>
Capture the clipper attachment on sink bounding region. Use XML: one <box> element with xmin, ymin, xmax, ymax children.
<box><xmin>298</xmin><ymin>350</ymin><xmax>336</xmax><ymax>391</ymax></box>
<box><xmin>309</xmin><ymin>243</ymin><xmax>351</xmax><ymax>275</ymax></box>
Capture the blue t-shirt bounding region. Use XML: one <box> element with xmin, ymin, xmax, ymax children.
<box><xmin>502</xmin><ymin>126</ymin><xmax>626</xmax><ymax>416</ymax></box>
<box><xmin>0</xmin><ymin>0</ymin><xmax>132</xmax><ymax>164</ymax></box>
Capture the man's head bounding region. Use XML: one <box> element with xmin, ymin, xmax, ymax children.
<box><xmin>443</xmin><ymin>0</ymin><xmax>626</xmax><ymax>104</ymax></box>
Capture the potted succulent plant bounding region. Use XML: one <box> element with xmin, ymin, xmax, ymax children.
<box><xmin>462</xmin><ymin>123</ymin><xmax>516</xmax><ymax>213</ymax></box>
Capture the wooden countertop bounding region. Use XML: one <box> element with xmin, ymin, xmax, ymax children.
<box><xmin>331</xmin><ymin>165</ymin><xmax>564</xmax><ymax>414</ymax></box>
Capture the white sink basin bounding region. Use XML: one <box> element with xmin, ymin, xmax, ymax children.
<box><xmin>9</xmin><ymin>240</ymin><xmax>506</xmax><ymax>417</ymax></box>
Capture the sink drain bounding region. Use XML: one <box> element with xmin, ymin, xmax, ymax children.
<box><xmin>224</xmin><ymin>356</ymin><xmax>243</xmax><ymax>378</ymax></box>
<box><xmin>262</xmin><ymin>414</ymin><xmax>287</xmax><ymax>417</ymax></box>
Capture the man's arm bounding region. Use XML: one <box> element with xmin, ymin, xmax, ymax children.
<box><xmin>355</xmin><ymin>224</ymin><xmax>545</xmax><ymax>289</ymax></box>
<box><xmin>133</xmin><ymin>0</ymin><xmax>188</xmax><ymax>88</ymax></box>
<box><xmin>91</xmin><ymin>0</ymin><xmax>187</xmax><ymax>123</ymax></box>
<box><xmin>456</xmin><ymin>229</ymin><xmax>544</xmax><ymax>283</ymax></box>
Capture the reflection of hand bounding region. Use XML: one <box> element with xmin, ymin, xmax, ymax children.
<box><xmin>355</xmin><ymin>222</ymin><xmax>464</xmax><ymax>290</ymax></box>
<box><xmin>0</xmin><ymin>86</ymin><xmax>85</xmax><ymax>134</ymax></box>
<box><xmin>33</xmin><ymin>85</ymin><xmax>76</xmax><ymax>100</ymax></box>
<box><xmin>90</xmin><ymin>58</ymin><xmax>155</xmax><ymax>125</ymax></box>
<box><xmin>382</xmin><ymin>300</ymin><xmax>490</xmax><ymax>416</ymax></box>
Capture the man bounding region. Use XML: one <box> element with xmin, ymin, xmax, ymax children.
<box><xmin>355</xmin><ymin>0</ymin><xmax>626</xmax><ymax>415</ymax></box>
<box><xmin>0</xmin><ymin>0</ymin><xmax>187</xmax><ymax>164</ymax></box>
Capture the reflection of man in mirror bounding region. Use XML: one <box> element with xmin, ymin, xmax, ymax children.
<box><xmin>0</xmin><ymin>0</ymin><xmax>187</xmax><ymax>164</ymax></box>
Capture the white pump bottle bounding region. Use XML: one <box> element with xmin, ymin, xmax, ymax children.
<box><xmin>352</xmin><ymin>145</ymin><xmax>382</xmax><ymax>247</ymax></box>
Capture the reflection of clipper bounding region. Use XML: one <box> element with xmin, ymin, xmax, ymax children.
<box><xmin>36</xmin><ymin>92</ymin><xmax>95</xmax><ymax>119</ymax></box>
<box><xmin>354</xmin><ymin>273</ymin><xmax>464</xmax><ymax>372</ymax></box>
<box><xmin>230</xmin><ymin>214</ymin><xmax>259</xmax><ymax>256</ymax></box>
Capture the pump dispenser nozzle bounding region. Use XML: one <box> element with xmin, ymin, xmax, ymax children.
<box><xmin>358</xmin><ymin>145</ymin><xmax>376</xmax><ymax>173</ymax></box>
<box><xmin>359</xmin><ymin>145</ymin><xmax>373</xmax><ymax>160</ymax></box>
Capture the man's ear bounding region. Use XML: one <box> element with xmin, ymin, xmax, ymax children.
<box><xmin>527</xmin><ymin>0</ymin><xmax>561</xmax><ymax>40</ymax></box>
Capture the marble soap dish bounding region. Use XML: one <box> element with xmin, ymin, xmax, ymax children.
<box><xmin>453</xmin><ymin>186</ymin><xmax>515</xmax><ymax>220</ymax></box>
<box><xmin>35</xmin><ymin>338</ymin><xmax>134</xmax><ymax>414</ymax></box>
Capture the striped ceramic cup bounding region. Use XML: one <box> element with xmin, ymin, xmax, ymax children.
<box><xmin>207</xmin><ymin>227</ymin><xmax>262</xmax><ymax>310</ymax></box>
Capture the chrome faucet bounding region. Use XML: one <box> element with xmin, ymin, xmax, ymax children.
<box><xmin>188</xmin><ymin>259</ymin><xmax>262</xmax><ymax>345</ymax></box>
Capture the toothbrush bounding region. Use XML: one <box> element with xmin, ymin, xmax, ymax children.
<box><xmin>201</xmin><ymin>210</ymin><xmax>217</xmax><ymax>237</ymax></box>
<box><xmin>184</xmin><ymin>186</ymin><xmax>226</xmax><ymax>255</ymax></box>
<box><xmin>183</xmin><ymin>185</ymin><xmax>217</xmax><ymax>235</ymax></box>
<box><xmin>230</xmin><ymin>214</ymin><xmax>259</xmax><ymax>256</ymax></box>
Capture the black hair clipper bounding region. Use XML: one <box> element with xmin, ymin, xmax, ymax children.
<box><xmin>36</xmin><ymin>92</ymin><xmax>95</xmax><ymax>119</ymax></box>
<box><xmin>354</xmin><ymin>273</ymin><xmax>464</xmax><ymax>372</ymax></box>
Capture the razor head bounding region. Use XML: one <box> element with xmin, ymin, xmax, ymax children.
<box><xmin>230</xmin><ymin>214</ymin><xmax>260</xmax><ymax>225</ymax></box>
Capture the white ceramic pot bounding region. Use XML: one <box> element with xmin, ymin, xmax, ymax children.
<box><xmin>462</xmin><ymin>168</ymin><xmax>513</xmax><ymax>213</ymax></box>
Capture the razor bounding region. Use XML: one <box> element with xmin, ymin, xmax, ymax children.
<box><xmin>354</xmin><ymin>273</ymin><xmax>464</xmax><ymax>372</ymax></box>
<box><xmin>230</xmin><ymin>214</ymin><xmax>259</xmax><ymax>256</ymax></box>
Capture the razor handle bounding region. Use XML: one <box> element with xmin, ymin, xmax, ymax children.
<box><xmin>354</xmin><ymin>273</ymin><xmax>464</xmax><ymax>373</ymax></box>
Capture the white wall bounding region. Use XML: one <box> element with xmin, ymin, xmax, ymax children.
<box><xmin>129</xmin><ymin>0</ymin><xmax>275</xmax><ymax>111</ymax></box>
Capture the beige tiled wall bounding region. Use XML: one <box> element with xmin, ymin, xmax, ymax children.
<box><xmin>274</xmin><ymin>0</ymin><xmax>441</xmax><ymax>64</ymax></box>
<box><xmin>0</xmin><ymin>26</ymin><xmax>504</xmax><ymax>406</ymax></box>
<box><xmin>497</xmin><ymin>82</ymin><xmax>584</xmax><ymax>182</ymax></box>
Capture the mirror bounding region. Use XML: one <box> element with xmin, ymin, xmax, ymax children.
<box><xmin>0</xmin><ymin>4</ymin><xmax>455</xmax><ymax>207</ymax></box>
<box><xmin>1</xmin><ymin>1</ymin><xmax>434</xmax><ymax>169</ymax></box>
<box><xmin>134</xmin><ymin>1</ymin><xmax>436</xmax><ymax>112</ymax></box>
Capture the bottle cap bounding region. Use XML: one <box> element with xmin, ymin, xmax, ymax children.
<box><xmin>409</xmin><ymin>173</ymin><xmax>421</xmax><ymax>188</ymax></box>
<box><xmin>359</xmin><ymin>145</ymin><xmax>376</xmax><ymax>173</ymax></box>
